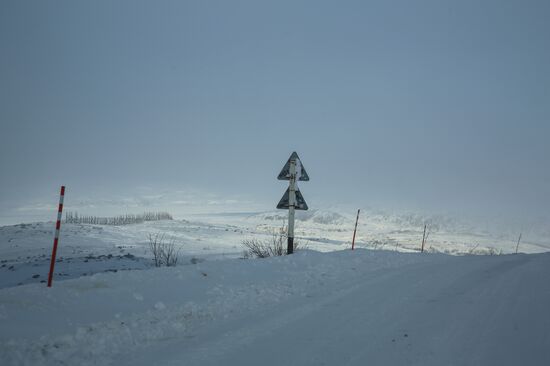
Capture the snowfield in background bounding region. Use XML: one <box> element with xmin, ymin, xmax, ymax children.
<box><xmin>1</xmin><ymin>209</ymin><xmax>548</xmax><ymax>289</ymax></box>
<box><xmin>1</xmin><ymin>209</ymin><xmax>550</xmax><ymax>365</ymax></box>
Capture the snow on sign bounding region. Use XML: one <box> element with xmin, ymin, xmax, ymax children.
<box><xmin>277</xmin><ymin>152</ymin><xmax>309</xmax><ymax>181</ymax></box>
<box><xmin>277</xmin><ymin>187</ymin><xmax>309</xmax><ymax>210</ymax></box>
<box><xmin>277</xmin><ymin>151</ymin><xmax>310</xmax><ymax>254</ymax></box>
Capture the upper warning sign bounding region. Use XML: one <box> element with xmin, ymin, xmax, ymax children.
<box><xmin>277</xmin><ymin>152</ymin><xmax>310</xmax><ymax>181</ymax></box>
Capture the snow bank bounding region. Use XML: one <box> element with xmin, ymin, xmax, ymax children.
<box><xmin>0</xmin><ymin>250</ymin><xmax>433</xmax><ymax>365</ymax></box>
<box><xmin>2</xmin><ymin>249</ymin><xmax>550</xmax><ymax>365</ymax></box>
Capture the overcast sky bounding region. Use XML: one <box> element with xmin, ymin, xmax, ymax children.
<box><xmin>1</xmin><ymin>0</ymin><xmax>549</xmax><ymax>222</ymax></box>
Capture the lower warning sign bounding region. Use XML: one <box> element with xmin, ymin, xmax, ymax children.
<box><xmin>276</xmin><ymin>187</ymin><xmax>309</xmax><ymax>210</ymax></box>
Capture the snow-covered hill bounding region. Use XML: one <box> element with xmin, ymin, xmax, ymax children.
<box><xmin>1</xmin><ymin>209</ymin><xmax>548</xmax><ymax>289</ymax></box>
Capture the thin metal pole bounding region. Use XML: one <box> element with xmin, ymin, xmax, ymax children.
<box><xmin>515</xmin><ymin>233</ymin><xmax>522</xmax><ymax>254</ymax></box>
<box><xmin>287</xmin><ymin>158</ymin><xmax>296</xmax><ymax>254</ymax></box>
<box><xmin>421</xmin><ymin>224</ymin><xmax>427</xmax><ymax>253</ymax></box>
<box><xmin>351</xmin><ymin>209</ymin><xmax>360</xmax><ymax>250</ymax></box>
<box><xmin>47</xmin><ymin>186</ymin><xmax>65</xmax><ymax>287</ymax></box>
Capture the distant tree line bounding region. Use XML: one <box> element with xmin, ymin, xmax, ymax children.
<box><xmin>64</xmin><ymin>211</ymin><xmax>173</xmax><ymax>225</ymax></box>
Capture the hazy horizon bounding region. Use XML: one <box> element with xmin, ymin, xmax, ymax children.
<box><xmin>1</xmin><ymin>1</ymin><xmax>549</xmax><ymax>226</ymax></box>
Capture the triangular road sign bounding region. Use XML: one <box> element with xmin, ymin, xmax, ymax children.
<box><xmin>276</xmin><ymin>187</ymin><xmax>309</xmax><ymax>210</ymax></box>
<box><xmin>277</xmin><ymin>152</ymin><xmax>309</xmax><ymax>181</ymax></box>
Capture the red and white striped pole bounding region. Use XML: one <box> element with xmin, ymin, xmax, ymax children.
<box><xmin>351</xmin><ymin>209</ymin><xmax>360</xmax><ymax>250</ymax></box>
<box><xmin>47</xmin><ymin>186</ymin><xmax>65</xmax><ymax>287</ymax></box>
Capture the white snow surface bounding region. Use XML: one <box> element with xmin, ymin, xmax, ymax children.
<box><xmin>1</xmin><ymin>210</ymin><xmax>550</xmax><ymax>365</ymax></box>
<box><xmin>2</xmin><ymin>209</ymin><xmax>548</xmax><ymax>289</ymax></box>
<box><xmin>1</xmin><ymin>250</ymin><xmax>550</xmax><ymax>365</ymax></box>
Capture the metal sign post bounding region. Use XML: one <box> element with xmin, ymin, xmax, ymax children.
<box><xmin>421</xmin><ymin>224</ymin><xmax>427</xmax><ymax>253</ymax></box>
<box><xmin>351</xmin><ymin>209</ymin><xmax>360</xmax><ymax>250</ymax></box>
<box><xmin>287</xmin><ymin>159</ymin><xmax>297</xmax><ymax>254</ymax></box>
<box><xmin>277</xmin><ymin>152</ymin><xmax>309</xmax><ymax>254</ymax></box>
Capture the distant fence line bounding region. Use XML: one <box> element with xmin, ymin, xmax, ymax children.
<box><xmin>64</xmin><ymin>211</ymin><xmax>173</xmax><ymax>225</ymax></box>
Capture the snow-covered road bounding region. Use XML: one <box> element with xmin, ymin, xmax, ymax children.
<box><xmin>115</xmin><ymin>253</ymin><xmax>550</xmax><ymax>366</ymax></box>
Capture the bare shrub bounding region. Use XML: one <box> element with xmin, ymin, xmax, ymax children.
<box><xmin>242</xmin><ymin>224</ymin><xmax>306</xmax><ymax>258</ymax></box>
<box><xmin>294</xmin><ymin>238</ymin><xmax>308</xmax><ymax>252</ymax></box>
<box><xmin>147</xmin><ymin>233</ymin><xmax>181</xmax><ymax>267</ymax></box>
<box><xmin>468</xmin><ymin>244</ymin><xmax>502</xmax><ymax>256</ymax></box>
<box><xmin>242</xmin><ymin>237</ymin><xmax>282</xmax><ymax>258</ymax></box>
<box><xmin>486</xmin><ymin>247</ymin><xmax>502</xmax><ymax>256</ymax></box>
<box><xmin>163</xmin><ymin>238</ymin><xmax>180</xmax><ymax>266</ymax></box>
<box><xmin>468</xmin><ymin>242</ymin><xmax>480</xmax><ymax>255</ymax></box>
<box><xmin>148</xmin><ymin>233</ymin><xmax>164</xmax><ymax>267</ymax></box>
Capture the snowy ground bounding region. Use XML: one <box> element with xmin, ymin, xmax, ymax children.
<box><xmin>1</xmin><ymin>209</ymin><xmax>549</xmax><ymax>365</ymax></box>
<box><xmin>1</xmin><ymin>249</ymin><xmax>550</xmax><ymax>365</ymax></box>
<box><xmin>1</xmin><ymin>208</ymin><xmax>548</xmax><ymax>289</ymax></box>
<box><xmin>0</xmin><ymin>218</ymin><xmax>246</xmax><ymax>289</ymax></box>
